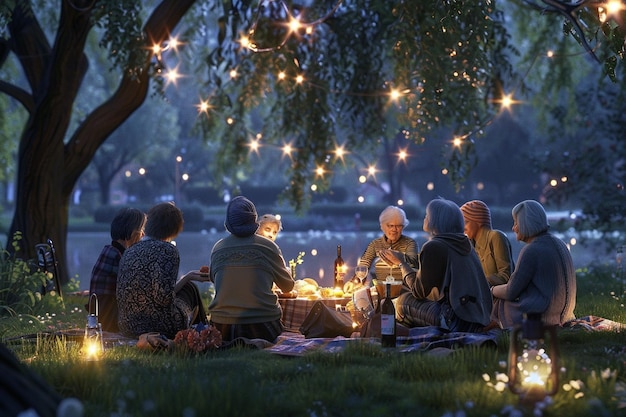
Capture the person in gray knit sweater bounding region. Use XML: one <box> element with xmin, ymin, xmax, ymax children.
<box><xmin>491</xmin><ymin>200</ymin><xmax>577</xmax><ymax>329</ymax></box>
<box><xmin>208</xmin><ymin>196</ymin><xmax>294</xmax><ymax>342</ymax></box>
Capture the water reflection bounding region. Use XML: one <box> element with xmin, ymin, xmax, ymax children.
<box><xmin>68</xmin><ymin>231</ymin><xmax>431</xmax><ymax>290</ymax></box>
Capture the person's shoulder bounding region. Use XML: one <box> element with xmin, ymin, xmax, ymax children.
<box><xmin>489</xmin><ymin>229</ymin><xmax>510</xmax><ymax>242</ymax></box>
<box><xmin>423</xmin><ymin>237</ymin><xmax>447</xmax><ymax>250</ymax></box>
<box><xmin>252</xmin><ymin>234</ymin><xmax>281</xmax><ymax>251</ymax></box>
<box><xmin>400</xmin><ymin>234</ymin><xmax>417</xmax><ymax>243</ymax></box>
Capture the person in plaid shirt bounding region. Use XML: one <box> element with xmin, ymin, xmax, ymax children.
<box><xmin>88</xmin><ymin>207</ymin><xmax>146</xmax><ymax>332</ymax></box>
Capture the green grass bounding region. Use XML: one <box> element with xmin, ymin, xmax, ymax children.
<box><xmin>2</xmin><ymin>262</ymin><xmax>626</xmax><ymax>417</ymax></box>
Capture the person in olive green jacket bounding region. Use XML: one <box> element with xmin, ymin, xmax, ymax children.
<box><xmin>461</xmin><ymin>200</ymin><xmax>514</xmax><ymax>286</ymax></box>
<box><xmin>208</xmin><ymin>196</ymin><xmax>294</xmax><ymax>343</ymax></box>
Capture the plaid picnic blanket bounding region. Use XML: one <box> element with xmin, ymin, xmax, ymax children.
<box><xmin>265</xmin><ymin>326</ymin><xmax>500</xmax><ymax>356</ymax></box>
<box><xmin>562</xmin><ymin>315</ymin><xmax>625</xmax><ymax>331</ymax></box>
<box><xmin>263</xmin><ymin>315</ymin><xmax>626</xmax><ymax>356</ymax></box>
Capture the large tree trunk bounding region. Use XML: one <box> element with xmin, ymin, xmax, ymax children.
<box><xmin>5</xmin><ymin>0</ymin><xmax>197</xmax><ymax>285</ymax></box>
<box><xmin>7</xmin><ymin>0</ymin><xmax>91</xmax><ymax>283</ymax></box>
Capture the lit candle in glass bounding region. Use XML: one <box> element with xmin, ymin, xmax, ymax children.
<box><xmin>508</xmin><ymin>313</ymin><xmax>559</xmax><ymax>405</ymax></box>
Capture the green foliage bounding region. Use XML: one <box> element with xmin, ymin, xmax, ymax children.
<box><xmin>508</xmin><ymin>3</ymin><xmax>626</xmax><ymax>239</ymax></box>
<box><xmin>535</xmin><ymin>74</ymin><xmax>626</xmax><ymax>240</ymax></box>
<box><xmin>194</xmin><ymin>0</ymin><xmax>517</xmax><ymax>212</ymax></box>
<box><xmin>93</xmin><ymin>0</ymin><xmax>147</xmax><ymax>78</ymax></box>
<box><xmin>0</xmin><ymin>232</ymin><xmax>65</xmax><ymax>320</ymax></box>
<box><xmin>0</xmin><ymin>233</ymin><xmax>48</xmax><ymax>316</ymax></box>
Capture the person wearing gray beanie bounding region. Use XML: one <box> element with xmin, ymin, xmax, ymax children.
<box><xmin>490</xmin><ymin>199</ymin><xmax>577</xmax><ymax>328</ymax></box>
<box><xmin>460</xmin><ymin>200</ymin><xmax>514</xmax><ymax>286</ymax></box>
<box><xmin>209</xmin><ymin>196</ymin><xmax>294</xmax><ymax>342</ymax></box>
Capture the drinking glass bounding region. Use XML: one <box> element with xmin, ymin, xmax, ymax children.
<box><xmin>355</xmin><ymin>265</ymin><xmax>368</xmax><ymax>284</ymax></box>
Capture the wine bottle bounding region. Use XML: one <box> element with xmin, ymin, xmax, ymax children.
<box><xmin>380</xmin><ymin>283</ymin><xmax>396</xmax><ymax>348</ymax></box>
<box><xmin>334</xmin><ymin>244</ymin><xmax>345</xmax><ymax>289</ymax></box>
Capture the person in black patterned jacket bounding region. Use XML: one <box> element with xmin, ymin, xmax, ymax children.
<box><xmin>116</xmin><ymin>202</ymin><xmax>209</xmax><ymax>338</ymax></box>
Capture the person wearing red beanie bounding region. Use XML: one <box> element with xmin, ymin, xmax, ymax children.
<box><xmin>460</xmin><ymin>200</ymin><xmax>514</xmax><ymax>286</ymax></box>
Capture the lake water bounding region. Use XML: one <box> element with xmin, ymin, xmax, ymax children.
<box><xmin>62</xmin><ymin>230</ymin><xmax>609</xmax><ymax>291</ymax></box>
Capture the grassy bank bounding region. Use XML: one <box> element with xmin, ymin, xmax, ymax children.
<box><xmin>2</xmin><ymin>263</ymin><xmax>626</xmax><ymax>417</ymax></box>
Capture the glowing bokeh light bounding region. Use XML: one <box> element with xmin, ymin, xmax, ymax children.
<box><xmin>197</xmin><ymin>100</ymin><xmax>211</xmax><ymax>114</ymax></box>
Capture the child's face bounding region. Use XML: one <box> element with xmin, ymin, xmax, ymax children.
<box><xmin>259</xmin><ymin>223</ymin><xmax>279</xmax><ymax>241</ymax></box>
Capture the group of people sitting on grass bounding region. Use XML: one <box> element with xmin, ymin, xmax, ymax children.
<box><xmin>89</xmin><ymin>195</ymin><xmax>577</xmax><ymax>344</ymax></box>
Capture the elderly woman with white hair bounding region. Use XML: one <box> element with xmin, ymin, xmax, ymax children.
<box><xmin>357</xmin><ymin>205</ymin><xmax>419</xmax><ymax>283</ymax></box>
<box><xmin>491</xmin><ymin>200</ymin><xmax>577</xmax><ymax>329</ymax></box>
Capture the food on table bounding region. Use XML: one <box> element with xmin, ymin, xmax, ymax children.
<box><xmin>276</xmin><ymin>290</ymin><xmax>298</xmax><ymax>299</ymax></box>
<box><xmin>293</xmin><ymin>278</ymin><xmax>319</xmax><ymax>296</ymax></box>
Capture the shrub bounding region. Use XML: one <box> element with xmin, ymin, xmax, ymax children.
<box><xmin>0</xmin><ymin>232</ymin><xmax>62</xmax><ymax>318</ymax></box>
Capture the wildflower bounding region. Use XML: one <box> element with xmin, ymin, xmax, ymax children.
<box><xmin>289</xmin><ymin>251</ymin><xmax>305</xmax><ymax>279</ymax></box>
<box><xmin>601</xmin><ymin>368</ymin><xmax>616</xmax><ymax>380</ymax></box>
<box><xmin>173</xmin><ymin>322</ymin><xmax>222</xmax><ymax>353</ymax></box>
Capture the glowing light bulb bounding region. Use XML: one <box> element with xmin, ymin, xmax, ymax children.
<box><xmin>197</xmin><ymin>100</ymin><xmax>210</xmax><ymax>114</ymax></box>
<box><xmin>288</xmin><ymin>17</ymin><xmax>302</xmax><ymax>33</ymax></box>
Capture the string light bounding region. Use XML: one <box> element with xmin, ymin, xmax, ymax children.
<box><xmin>164</xmin><ymin>65</ymin><xmax>182</xmax><ymax>87</ymax></box>
<box><xmin>248</xmin><ymin>137</ymin><xmax>261</xmax><ymax>155</ymax></box>
<box><xmin>281</xmin><ymin>143</ymin><xmax>294</xmax><ymax>159</ymax></box>
<box><xmin>333</xmin><ymin>144</ymin><xmax>348</xmax><ymax>163</ymax></box>
<box><xmin>396</xmin><ymin>147</ymin><xmax>409</xmax><ymax>163</ymax></box>
<box><xmin>242</xmin><ymin>0</ymin><xmax>344</xmax><ymax>53</ymax></box>
<box><xmin>169</xmin><ymin>0</ymin><xmax>619</xmax><ymax>197</ymax></box>
<box><xmin>196</xmin><ymin>99</ymin><xmax>211</xmax><ymax>114</ymax></box>
<box><xmin>315</xmin><ymin>165</ymin><xmax>326</xmax><ymax>178</ymax></box>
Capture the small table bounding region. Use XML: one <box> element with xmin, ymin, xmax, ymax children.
<box><xmin>278</xmin><ymin>297</ymin><xmax>351</xmax><ymax>332</ymax></box>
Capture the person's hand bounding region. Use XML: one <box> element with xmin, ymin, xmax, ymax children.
<box><xmin>379</xmin><ymin>249</ymin><xmax>401</xmax><ymax>267</ymax></box>
<box><xmin>185</xmin><ymin>270</ymin><xmax>212</xmax><ymax>282</ymax></box>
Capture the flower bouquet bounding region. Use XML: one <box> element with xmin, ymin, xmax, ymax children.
<box><xmin>173</xmin><ymin>322</ymin><xmax>223</xmax><ymax>353</ymax></box>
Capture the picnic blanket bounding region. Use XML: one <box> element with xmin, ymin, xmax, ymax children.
<box><xmin>263</xmin><ymin>314</ymin><xmax>625</xmax><ymax>356</ymax></box>
<box><xmin>265</xmin><ymin>326</ymin><xmax>500</xmax><ymax>356</ymax></box>
<box><xmin>561</xmin><ymin>315</ymin><xmax>625</xmax><ymax>331</ymax></box>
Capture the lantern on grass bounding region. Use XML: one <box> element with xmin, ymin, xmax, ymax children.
<box><xmin>83</xmin><ymin>293</ymin><xmax>104</xmax><ymax>361</ymax></box>
<box><xmin>508</xmin><ymin>312</ymin><xmax>559</xmax><ymax>405</ymax></box>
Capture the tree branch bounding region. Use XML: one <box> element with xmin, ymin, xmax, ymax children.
<box><xmin>7</xmin><ymin>1</ymin><xmax>52</xmax><ymax>100</ymax></box>
<box><xmin>0</xmin><ymin>80</ymin><xmax>34</xmax><ymax>112</ymax></box>
<box><xmin>64</xmin><ymin>0</ymin><xmax>197</xmax><ymax>194</ymax></box>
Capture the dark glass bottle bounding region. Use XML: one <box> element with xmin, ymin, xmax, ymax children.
<box><xmin>334</xmin><ymin>245</ymin><xmax>345</xmax><ymax>289</ymax></box>
<box><xmin>380</xmin><ymin>283</ymin><xmax>396</xmax><ymax>348</ymax></box>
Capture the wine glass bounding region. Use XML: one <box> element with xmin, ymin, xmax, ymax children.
<box><xmin>355</xmin><ymin>265</ymin><xmax>368</xmax><ymax>284</ymax></box>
